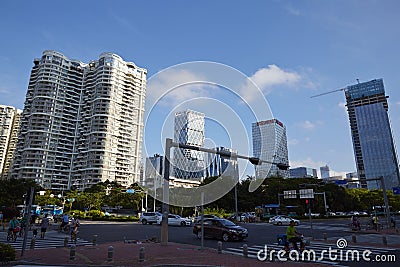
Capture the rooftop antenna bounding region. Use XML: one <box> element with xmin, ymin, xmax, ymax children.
<box><xmin>356</xmin><ymin>78</ymin><xmax>360</xmax><ymax>84</ymax></box>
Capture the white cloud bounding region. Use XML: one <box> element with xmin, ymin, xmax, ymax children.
<box><xmin>288</xmin><ymin>138</ymin><xmax>298</xmax><ymax>146</ymax></box>
<box><xmin>300</xmin><ymin>120</ymin><xmax>315</xmax><ymax>130</ymax></box>
<box><xmin>285</xmin><ymin>5</ymin><xmax>301</xmax><ymax>16</ymax></box>
<box><xmin>147</xmin><ymin>69</ymin><xmax>216</xmax><ymax>107</ymax></box>
<box><xmin>0</xmin><ymin>86</ymin><xmax>10</xmax><ymax>94</ymax></box>
<box><xmin>240</xmin><ymin>64</ymin><xmax>301</xmax><ymax>102</ymax></box>
<box><xmin>338</xmin><ymin>102</ymin><xmax>347</xmax><ymax>111</ymax></box>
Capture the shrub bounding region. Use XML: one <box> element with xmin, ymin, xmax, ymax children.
<box><xmin>0</xmin><ymin>242</ymin><xmax>16</xmax><ymax>262</ymax></box>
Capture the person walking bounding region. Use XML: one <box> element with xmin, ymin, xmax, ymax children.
<box><xmin>40</xmin><ymin>214</ymin><xmax>50</xmax><ymax>239</ymax></box>
<box><xmin>0</xmin><ymin>211</ymin><xmax>4</xmax><ymax>230</ymax></box>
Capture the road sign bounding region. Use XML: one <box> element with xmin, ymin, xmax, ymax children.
<box><xmin>393</xmin><ymin>187</ymin><xmax>400</xmax><ymax>195</ymax></box>
<box><xmin>126</xmin><ymin>189</ymin><xmax>135</xmax><ymax>194</ymax></box>
<box><xmin>299</xmin><ymin>189</ymin><xmax>314</xmax><ymax>199</ymax></box>
<box><xmin>283</xmin><ymin>190</ymin><xmax>297</xmax><ymax>199</ymax></box>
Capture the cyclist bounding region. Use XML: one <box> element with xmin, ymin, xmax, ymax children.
<box><xmin>59</xmin><ymin>213</ymin><xmax>70</xmax><ymax>232</ymax></box>
<box><xmin>19</xmin><ymin>215</ymin><xmax>28</xmax><ymax>237</ymax></box>
<box><xmin>284</xmin><ymin>220</ymin><xmax>305</xmax><ymax>253</ymax></box>
<box><xmin>7</xmin><ymin>216</ymin><xmax>19</xmax><ymax>242</ymax></box>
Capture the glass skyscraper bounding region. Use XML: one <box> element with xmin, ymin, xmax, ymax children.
<box><xmin>173</xmin><ymin>110</ymin><xmax>205</xmax><ymax>180</ymax></box>
<box><xmin>252</xmin><ymin>119</ymin><xmax>289</xmax><ymax>178</ymax></box>
<box><xmin>345</xmin><ymin>79</ymin><xmax>400</xmax><ymax>189</ymax></box>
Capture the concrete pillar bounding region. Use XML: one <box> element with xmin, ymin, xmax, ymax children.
<box><xmin>217</xmin><ymin>241</ymin><xmax>222</xmax><ymax>254</ymax></box>
<box><xmin>139</xmin><ymin>247</ymin><xmax>145</xmax><ymax>262</ymax></box>
<box><xmin>70</xmin><ymin>245</ymin><xmax>76</xmax><ymax>260</ymax></box>
<box><xmin>30</xmin><ymin>238</ymin><xmax>36</xmax><ymax>250</ymax></box>
<box><xmin>107</xmin><ymin>246</ymin><xmax>114</xmax><ymax>262</ymax></box>
<box><xmin>243</xmin><ymin>244</ymin><xmax>248</xmax><ymax>258</ymax></box>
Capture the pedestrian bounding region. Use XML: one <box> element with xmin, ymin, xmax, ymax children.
<box><xmin>391</xmin><ymin>216</ymin><xmax>396</xmax><ymax>228</ymax></box>
<box><xmin>0</xmin><ymin>211</ymin><xmax>3</xmax><ymax>230</ymax></box>
<box><xmin>70</xmin><ymin>216</ymin><xmax>80</xmax><ymax>243</ymax></box>
<box><xmin>40</xmin><ymin>214</ymin><xmax>50</xmax><ymax>239</ymax></box>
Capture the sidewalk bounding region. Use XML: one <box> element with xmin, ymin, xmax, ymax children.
<box><xmin>13</xmin><ymin>240</ymin><xmax>326</xmax><ymax>267</ymax></box>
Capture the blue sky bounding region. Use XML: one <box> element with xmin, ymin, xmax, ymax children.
<box><xmin>1</xmin><ymin>0</ymin><xmax>400</xmax><ymax>178</ymax></box>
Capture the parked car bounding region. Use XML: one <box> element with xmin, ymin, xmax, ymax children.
<box><xmin>193</xmin><ymin>218</ymin><xmax>248</xmax><ymax>242</ymax></box>
<box><xmin>194</xmin><ymin>214</ymin><xmax>220</xmax><ymax>223</ymax></box>
<box><xmin>269</xmin><ymin>215</ymin><xmax>300</xmax><ymax>226</ymax></box>
<box><xmin>139</xmin><ymin>212</ymin><xmax>162</xmax><ymax>225</ymax></box>
<box><xmin>168</xmin><ymin>214</ymin><xmax>192</xmax><ymax>226</ymax></box>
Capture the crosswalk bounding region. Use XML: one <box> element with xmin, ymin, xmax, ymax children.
<box><xmin>0</xmin><ymin>230</ymin><xmax>91</xmax><ymax>250</ymax></box>
<box><xmin>223</xmin><ymin>241</ymin><xmax>397</xmax><ymax>266</ymax></box>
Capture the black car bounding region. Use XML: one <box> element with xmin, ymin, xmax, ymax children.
<box><xmin>193</xmin><ymin>218</ymin><xmax>248</xmax><ymax>242</ymax></box>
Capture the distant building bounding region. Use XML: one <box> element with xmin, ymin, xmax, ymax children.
<box><xmin>0</xmin><ymin>105</ymin><xmax>22</xmax><ymax>179</ymax></box>
<box><xmin>206</xmin><ymin>147</ymin><xmax>239</xmax><ymax>178</ymax></box>
<box><xmin>289</xmin><ymin>167</ymin><xmax>317</xmax><ymax>178</ymax></box>
<box><xmin>173</xmin><ymin>110</ymin><xmax>206</xmax><ymax>180</ymax></box>
<box><xmin>145</xmin><ymin>154</ymin><xmax>164</xmax><ymax>189</ymax></box>
<box><xmin>252</xmin><ymin>119</ymin><xmax>289</xmax><ymax>178</ymax></box>
<box><xmin>345</xmin><ymin>79</ymin><xmax>400</xmax><ymax>189</ymax></box>
<box><xmin>320</xmin><ymin>165</ymin><xmax>330</xmax><ymax>179</ymax></box>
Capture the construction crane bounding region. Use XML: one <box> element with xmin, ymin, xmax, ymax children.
<box><xmin>310</xmin><ymin>79</ymin><xmax>359</xmax><ymax>98</ymax></box>
<box><xmin>310</xmin><ymin>87</ymin><xmax>346</xmax><ymax>98</ymax></box>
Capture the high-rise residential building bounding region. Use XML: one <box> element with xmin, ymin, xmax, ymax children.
<box><xmin>173</xmin><ymin>109</ymin><xmax>205</xmax><ymax>180</ymax></box>
<box><xmin>0</xmin><ymin>105</ymin><xmax>22</xmax><ymax>179</ymax></box>
<box><xmin>206</xmin><ymin>147</ymin><xmax>239</xmax><ymax>178</ymax></box>
<box><xmin>252</xmin><ymin>119</ymin><xmax>289</xmax><ymax>178</ymax></box>
<box><xmin>345</xmin><ymin>79</ymin><xmax>400</xmax><ymax>189</ymax></box>
<box><xmin>12</xmin><ymin>50</ymin><xmax>147</xmax><ymax>190</ymax></box>
<box><xmin>289</xmin><ymin>167</ymin><xmax>317</xmax><ymax>178</ymax></box>
<box><xmin>320</xmin><ymin>165</ymin><xmax>330</xmax><ymax>179</ymax></box>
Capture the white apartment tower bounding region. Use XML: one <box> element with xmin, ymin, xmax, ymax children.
<box><xmin>173</xmin><ymin>110</ymin><xmax>205</xmax><ymax>180</ymax></box>
<box><xmin>0</xmin><ymin>105</ymin><xmax>22</xmax><ymax>179</ymax></box>
<box><xmin>252</xmin><ymin>119</ymin><xmax>289</xmax><ymax>178</ymax></box>
<box><xmin>12</xmin><ymin>51</ymin><xmax>146</xmax><ymax>190</ymax></box>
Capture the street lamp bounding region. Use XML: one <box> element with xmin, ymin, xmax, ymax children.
<box><xmin>160</xmin><ymin>138</ymin><xmax>290</xmax><ymax>245</ymax></box>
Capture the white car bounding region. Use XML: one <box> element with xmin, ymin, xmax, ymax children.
<box><xmin>269</xmin><ymin>215</ymin><xmax>300</xmax><ymax>226</ymax></box>
<box><xmin>168</xmin><ymin>214</ymin><xmax>192</xmax><ymax>226</ymax></box>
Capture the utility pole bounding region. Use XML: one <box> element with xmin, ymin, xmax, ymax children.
<box><xmin>21</xmin><ymin>187</ymin><xmax>34</xmax><ymax>257</ymax></box>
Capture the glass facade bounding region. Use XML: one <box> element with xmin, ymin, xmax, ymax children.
<box><xmin>346</xmin><ymin>79</ymin><xmax>400</xmax><ymax>189</ymax></box>
<box><xmin>289</xmin><ymin>167</ymin><xmax>317</xmax><ymax>178</ymax></box>
<box><xmin>252</xmin><ymin>119</ymin><xmax>289</xmax><ymax>178</ymax></box>
<box><xmin>173</xmin><ymin>110</ymin><xmax>206</xmax><ymax>180</ymax></box>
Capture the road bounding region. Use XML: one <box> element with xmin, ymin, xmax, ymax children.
<box><xmin>75</xmin><ymin>218</ymin><xmax>398</xmax><ymax>266</ymax></box>
<box><xmin>77</xmin><ymin>218</ymin><xmax>350</xmax><ymax>247</ymax></box>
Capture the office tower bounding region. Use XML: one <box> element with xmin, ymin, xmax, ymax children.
<box><xmin>206</xmin><ymin>147</ymin><xmax>239</xmax><ymax>178</ymax></box>
<box><xmin>0</xmin><ymin>105</ymin><xmax>22</xmax><ymax>179</ymax></box>
<box><xmin>252</xmin><ymin>119</ymin><xmax>289</xmax><ymax>178</ymax></box>
<box><xmin>345</xmin><ymin>79</ymin><xmax>400</xmax><ymax>189</ymax></box>
<box><xmin>320</xmin><ymin>165</ymin><xmax>330</xmax><ymax>179</ymax></box>
<box><xmin>289</xmin><ymin>167</ymin><xmax>317</xmax><ymax>178</ymax></box>
<box><xmin>12</xmin><ymin>50</ymin><xmax>147</xmax><ymax>190</ymax></box>
<box><xmin>145</xmin><ymin>154</ymin><xmax>164</xmax><ymax>189</ymax></box>
<box><xmin>173</xmin><ymin>110</ymin><xmax>205</xmax><ymax>180</ymax></box>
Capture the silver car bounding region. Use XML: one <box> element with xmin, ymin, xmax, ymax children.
<box><xmin>269</xmin><ymin>215</ymin><xmax>300</xmax><ymax>226</ymax></box>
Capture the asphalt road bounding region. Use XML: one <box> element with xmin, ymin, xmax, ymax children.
<box><xmin>77</xmin><ymin>218</ymin><xmax>351</xmax><ymax>249</ymax></box>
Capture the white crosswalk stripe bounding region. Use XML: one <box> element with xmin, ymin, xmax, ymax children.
<box><xmin>223</xmin><ymin>242</ymin><xmax>397</xmax><ymax>266</ymax></box>
<box><xmin>0</xmin><ymin>230</ymin><xmax>91</xmax><ymax>250</ymax></box>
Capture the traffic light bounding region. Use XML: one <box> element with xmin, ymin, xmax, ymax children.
<box><xmin>276</xmin><ymin>163</ymin><xmax>290</xmax><ymax>170</ymax></box>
